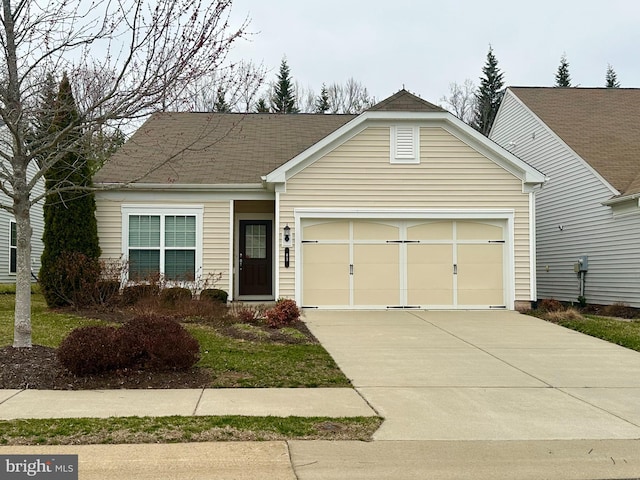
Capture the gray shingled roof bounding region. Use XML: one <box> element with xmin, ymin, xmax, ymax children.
<box><xmin>94</xmin><ymin>113</ymin><xmax>357</xmax><ymax>185</ymax></box>
<box><xmin>509</xmin><ymin>87</ymin><xmax>640</xmax><ymax>196</ymax></box>
<box><xmin>95</xmin><ymin>90</ymin><xmax>447</xmax><ymax>185</ymax></box>
<box><xmin>368</xmin><ymin>89</ymin><xmax>446</xmax><ymax>112</ymax></box>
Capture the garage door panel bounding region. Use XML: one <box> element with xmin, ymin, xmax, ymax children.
<box><xmin>353</xmin><ymin>221</ymin><xmax>400</xmax><ymax>241</ymax></box>
<box><xmin>456</xmin><ymin>221</ymin><xmax>503</xmax><ymax>240</ymax></box>
<box><xmin>457</xmin><ymin>244</ymin><xmax>504</xmax><ymax>306</ymax></box>
<box><xmin>407</xmin><ymin>244</ymin><xmax>454</xmax><ymax>305</ymax></box>
<box><xmin>302</xmin><ymin>244</ymin><xmax>349</xmax><ymax>306</ymax></box>
<box><xmin>353</xmin><ymin>244</ymin><xmax>400</xmax><ymax>306</ymax></box>
<box><xmin>303</xmin><ymin>221</ymin><xmax>349</xmax><ymax>241</ymax></box>
<box><xmin>407</xmin><ymin>221</ymin><xmax>453</xmax><ymax>241</ymax></box>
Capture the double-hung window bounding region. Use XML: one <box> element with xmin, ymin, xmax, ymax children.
<box><xmin>123</xmin><ymin>206</ymin><xmax>203</xmax><ymax>282</ymax></box>
<box><xmin>9</xmin><ymin>221</ymin><xmax>16</xmax><ymax>274</ymax></box>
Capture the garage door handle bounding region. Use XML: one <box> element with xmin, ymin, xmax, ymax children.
<box><xmin>453</xmin><ymin>264</ymin><xmax>457</xmax><ymax>275</ymax></box>
<box><xmin>350</xmin><ymin>264</ymin><xmax>354</xmax><ymax>275</ymax></box>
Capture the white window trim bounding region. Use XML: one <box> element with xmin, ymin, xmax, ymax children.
<box><xmin>9</xmin><ymin>220</ymin><xmax>16</xmax><ymax>274</ymax></box>
<box><xmin>121</xmin><ymin>205</ymin><xmax>204</xmax><ymax>284</ymax></box>
<box><xmin>390</xmin><ymin>125</ymin><xmax>420</xmax><ymax>164</ymax></box>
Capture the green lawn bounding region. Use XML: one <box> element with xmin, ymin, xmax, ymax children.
<box><xmin>0</xmin><ymin>292</ymin><xmax>351</xmax><ymax>388</ymax></box>
<box><xmin>558</xmin><ymin>315</ymin><xmax>640</xmax><ymax>352</ymax></box>
<box><xmin>0</xmin><ymin>294</ymin><xmax>109</xmax><ymax>347</ymax></box>
<box><xmin>0</xmin><ymin>416</ymin><xmax>383</xmax><ymax>445</ymax></box>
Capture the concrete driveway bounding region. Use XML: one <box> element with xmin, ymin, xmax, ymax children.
<box><xmin>303</xmin><ymin>310</ymin><xmax>640</xmax><ymax>441</ymax></box>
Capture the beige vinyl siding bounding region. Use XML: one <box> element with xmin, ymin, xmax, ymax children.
<box><xmin>96</xmin><ymin>195</ymin><xmax>231</xmax><ymax>292</ymax></box>
<box><xmin>279</xmin><ymin>126</ymin><xmax>531</xmax><ymax>303</ymax></box>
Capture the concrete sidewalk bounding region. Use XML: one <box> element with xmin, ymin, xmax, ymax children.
<box><xmin>0</xmin><ymin>388</ymin><xmax>377</xmax><ymax>420</ymax></box>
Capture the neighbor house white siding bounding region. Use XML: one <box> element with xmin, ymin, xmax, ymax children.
<box><xmin>0</xmin><ymin>157</ymin><xmax>44</xmax><ymax>283</ymax></box>
<box><xmin>491</xmin><ymin>91</ymin><xmax>640</xmax><ymax>307</ymax></box>
<box><xmin>278</xmin><ymin>125</ymin><xmax>532</xmax><ymax>306</ymax></box>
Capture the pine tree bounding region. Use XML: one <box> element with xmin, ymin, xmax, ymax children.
<box><xmin>472</xmin><ymin>46</ymin><xmax>504</xmax><ymax>136</ymax></box>
<box><xmin>255</xmin><ymin>98</ymin><xmax>270</xmax><ymax>113</ymax></box>
<box><xmin>39</xmin><ymin>72</ymin><xmax>101</xmax><ymax>307</ymax></box>
<box><xmin>214</xmin><ymin>86</ymin><xmax>230</xmax><ymax>112</ymax></box>
<box><xmin>271</xmin><ymin>58</ymin><xmax>298</xmax><ymax>113</ymax></box>
<box><xmin>315</xmin><ymin>83</ymin><xmax>330</xmax><ymax>113</ymax></box>
<box><xmin>28</xmin><ymin>74</ymin><xmax>58</xmax><ymax>158</ymax></box>
<box><xmin>605</xmin><ymin>64</ymin><xmax>620</xmax><ymax>88</ymax></box>
<box><xmin>555</xmin><ymin>54</ymin><xmax>571</xmax><ymax>87</ymax></box>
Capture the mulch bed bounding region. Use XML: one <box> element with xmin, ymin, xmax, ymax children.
<box><xmin>0</xmin><ymin>345</ymin><xmax>212</xmax><ymax>390</ymax></box>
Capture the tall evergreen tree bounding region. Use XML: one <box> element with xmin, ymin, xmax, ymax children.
<box><xmin>315</xmin><ymin>83</ymin><xmax>330</xmax><ymax>113</ymax></box>
<box><xmin>605</xmin><ymin>64</ymin><xmax>621</xmax><ymax>88</ymax></box>
<box><xmin>271</xmin><ymin>58</ymin><xmax>298</xmax><ymax>113</ymax></box>
<box><xmin>39</xmin><ymin>72</ymin><xmax>101</xmax><ymax>307</ymax></box>
<box><xmin>555</xmin><ymin>54</ymin><xmax>572</xmax><ymax>87</ymax></box>
<box><xmin>255</xmin><ymin>97</ymin><xmax>270</xmax><ymax>113</ymax></box>
<box><xmin>214</xmin><ymin>86</ymin><xmax>231</xmax><ymax>112</ymax></box>
<box><xmin>472</xmin><ymin>46</ymin><xmax>504</xmax><ymax>136</ymax></box>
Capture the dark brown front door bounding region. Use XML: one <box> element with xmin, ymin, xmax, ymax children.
<box><xmin>239</xmin><ymin>220</ymin><xmax>273</xmax><ymax>296</ymax></box>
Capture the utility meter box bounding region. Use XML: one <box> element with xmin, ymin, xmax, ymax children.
<box><xmin>574</xmin><ymin>255</ymin><xmax>588</xmax><ymax>273</ymax></box>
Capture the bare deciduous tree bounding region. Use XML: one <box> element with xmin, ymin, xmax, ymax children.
<box><xmin>0</xmin><ymin>0</ymin><xmax>249</xmax><ymax>347</ymax></box>
<box><xmin>439</xmin><ymin>79</ymin><xmax>477</xmax><ymax>125</ymax></box>
<box><xmin>326</xmin><ymin>78</ymin><xmax>375</xmax><ymax>114</ymax></box>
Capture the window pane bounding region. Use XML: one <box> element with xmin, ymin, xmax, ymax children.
<box><xmin>128</xmin><ymin>249</ymin><xmax>160</xmax><ymax>281</ymax></box>
<box><xmin>129</xmin><ymin>215</ymin><xmax>160</xmax><ymax>247</ymax></box>
<box><xmin>165</xmin><ymin>215</ymin><xmax>196</xmax><ymax>247</ymax></box>
<box><xmin>10</xmin><ymin>222</ymin><xmax>16</xmax><ymax>247</ymax></box>
<box><xmin>165</xmin><ymin>250</ymin><xmax>195</xmax><ymax>280</ymax></box>
<box><xmin>10</xmin><ymin>249</ymin><xmax>16</xmax><ymax>273</ymax></box>
<box><xmin>9</xmin><ymin>222</ymin><xmax>16</xmax><ymax>274</ymax></box>
<box><xmin>245</xmin><ymin>224</ymin><xmax>266</xmax><ymax>259</ymax></box>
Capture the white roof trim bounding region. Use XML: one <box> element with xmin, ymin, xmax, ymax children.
<box><xmin>264</xmin><ymin>109</ymin><xmax>546</xmax><ymax>186</ymax></box>
<box><xmin>97</xmin><ymin>182</ymin><xmax>265</xmax><ymax>192</ymax></box>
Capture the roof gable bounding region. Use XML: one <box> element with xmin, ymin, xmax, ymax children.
<box><xmin>367</xmin><ymin>89</ymin><xmax>446</xmax><ymax>112</ymax></box>
<box><xmin>507</xmin><ymin>87</ymin><xmax>640</xmax><ymax>196</ymax></box>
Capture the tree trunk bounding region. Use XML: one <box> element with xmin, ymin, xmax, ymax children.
<box><xmin>13</xmin><ymin>180</ymin><xmax>33</xmax><ymax>348</ymax></box>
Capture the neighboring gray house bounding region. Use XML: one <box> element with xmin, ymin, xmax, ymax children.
<box><xmin>0</xmin><ymin>127</ymin><xmax>45</xmax><ymax>283</ymax></box>
<box><xmin>490</xmin><ymin>87</ymin><xmax>640</xmax><ymax>307</ymax></box>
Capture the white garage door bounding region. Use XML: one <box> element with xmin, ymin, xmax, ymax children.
<box><xmin>301</xmin><ymin>219</ymin><xmax>506</xmax><ymax>309</ymax></box>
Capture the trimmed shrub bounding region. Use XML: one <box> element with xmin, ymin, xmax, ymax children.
<box><xmin>57</xmin><ymin>325</ymin><xmax>122</xmax><ymax>375</ymax></box>
<box><xmin>160</xmin><ymin>287</ymin><xmax>193</xmax><ymax>307</ymax></box>
<box><xmin>121</xmin><ymin>315</ymin><xmax>200</xmax><ymax>371</ymax></box>
<box><xmin>121</xmin><ymin>284</ymin><xmax>160</xmax><ymax>306</ymax></box>
<box><xmin>265</xmin><ymin>299</ymin><xmax>301</xmax><ymax>328</ymax></box>
<box><xmin>200</xmin><ymin>288</ymin><xmax>228</xmax><ymax>304</ymax></box>
<box><xmin>40</xmin><ymin>251</ymin><xmax>101</xmax><ymax>308</ymax></box>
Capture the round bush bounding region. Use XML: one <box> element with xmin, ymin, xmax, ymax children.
<box><xmin>265</xmin><ymin>299</ymin><xmax>301</xmax><ymax>328</ymax></box>
<box><xmin>120</xmin><ymin>315</ymin><xmax>200</xmax><ymax>371</ymax></box>
<box><xmin>200</xmin><ymin>288</ymin><xmax>228</xmax><ymax>304</ymax></box>
<box><xmin>160</xmin><ymin>287</ymin><xmax>193</xmax><ymax>306</ymax></box>
<box><xmin>121</xmin><ymin>284</ymin><xmax>160</xmax><ymax>306</ymax></box>
<box><xmin>57</xmin><ymin>325</ymin><xmax>122</xmax><ymax>375</ymax></box>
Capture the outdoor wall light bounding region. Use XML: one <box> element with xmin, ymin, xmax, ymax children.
<box><xmin>283</xmin><ymin>224</ymin><xmax>291</xmax><ymax>243</ymax></box>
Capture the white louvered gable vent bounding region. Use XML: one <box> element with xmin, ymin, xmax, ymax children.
<box><xmin>391</xmin><ymin>126</ymin><xmax>420</xmax><ymax>164</ymax></box>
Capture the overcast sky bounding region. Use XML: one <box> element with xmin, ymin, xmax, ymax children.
<box><xmin>228</xmin><ymin>0</ymin><xmax>639</xmax><ymax>105</ymax></box>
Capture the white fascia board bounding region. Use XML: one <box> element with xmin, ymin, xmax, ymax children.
<box><xmin>602</xmin><ymin>193</ymin><xmax>640</xmax><ymax>206</ymax></box>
